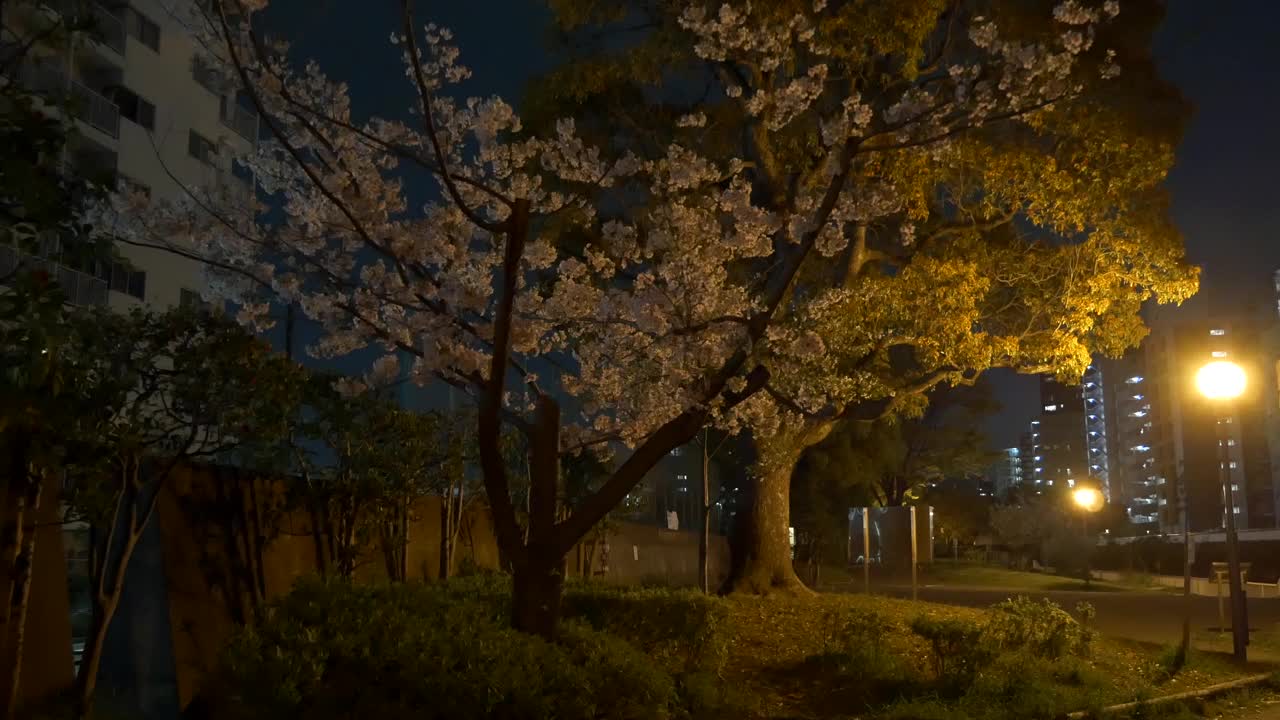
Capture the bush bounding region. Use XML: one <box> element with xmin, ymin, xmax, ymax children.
<box><xmin>562</xmin><ymin>581</ymin><xmax>729</xmax><ymax>674</ymax></box>
<box><xmin>982</xmin><ymin>597</ymin><xmax>1091</xmax><ymax>659</ymax></box>
<box><xmin>206</xmin><ymin>579</ymin><xmax>682</xmax><ymax>720</ymax></box>
<box><xmin>910</xmin><ymin>616</ymin><xmax>989</xmax><ymax>689</ymax></box>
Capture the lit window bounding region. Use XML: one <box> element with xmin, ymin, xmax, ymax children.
<box><xmin>1210</xmin><ymin>329</ymin><xmax>1226</xmax><ymax>336</ymax></box>
<box><xmin>1044</xmin><ymin>404</ymin><xmax>1058</xmax><ymax>412</ymax></box>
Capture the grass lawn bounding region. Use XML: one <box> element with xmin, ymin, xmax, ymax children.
<box><xmin>921</xmin><ymin>563</ymin><xmax>1136</xmax><ymax>592</ymax></box>
<box><xmin>719</xmin><ymin>591</ymin><xmax>1259</xmax><ymax>720</ymax></box>
<box><xmin>1195</xmin><ymin>621</ymin><xmax>1280</xmax><ymax>663</ymax></box>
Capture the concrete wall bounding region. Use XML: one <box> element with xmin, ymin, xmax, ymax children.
<box><xmin>3</xmin><ymin>485</ymin><xmax>75</xmax><ymax>710</ymax></box>
<box><xmin>154</xmin><ymin>464</ymin><xmax>730</xmax><ymax>711</ymax></box>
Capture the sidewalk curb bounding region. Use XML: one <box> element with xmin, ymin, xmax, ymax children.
<box><xmin>1064</xmin><ymin>673</ymin><xmax>1274</xmax><ymax>718</ymax></box>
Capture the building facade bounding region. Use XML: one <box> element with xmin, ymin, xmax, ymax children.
<box><xmin>1102</xmin><ymin>353</ymin><xmax>1166</xmax><ymax>532</ymax></box>
<box><xmin>4</xmin><ymin>0</ymin><xmax>258</xmax><ymax>310</ymax></box>
<box><xmin>1034</xmin><ymin>376</ymin><xmax>1089</xmax><ymax>489</ymax></box>
<box><xmin>986</xmin><ymin>447</ymin><xmax>1023</xmax><ymax>499</ymax></box>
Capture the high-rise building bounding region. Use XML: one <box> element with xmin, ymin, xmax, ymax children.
<box><xmin>1102</xmin><ymin>353</ymin><xmax>1165</xmax><ymax>531</ymax></box>
<box><xmin>2</xmin><ymin>0</ymin><xmax>259</xmax><ymax>309</ymax></box>
<box><xmin>1130</xmin><ymin>319</ymin><xmax>1277</xmax><ymax>533</ymax></box>
<box><xmin>1035</xmin><ymin>376</ymin><xmax>1088</xmax><ymax>489</ymax></box>
<box><xmin>1021</xmin><ymin>423</ymin><xmax>1042</xmax><ymax>487</ymax></box>
<box><xmin>1082</xmin><ymin>364</ymin><xmax>1111</xmax><ymax>499</ymax></box>
<box><xmin>986</xmin><ymin>447</ymin><xmax>1023</xmax><ymax>499</ymax></box>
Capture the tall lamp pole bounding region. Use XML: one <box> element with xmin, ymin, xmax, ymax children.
<box><xmin>1072</xmin><ymin>486</ymin><xmax>1103</xmax><ymax>588</ymax></box>
<box><xmin>1196</xmin><ymin>360</ymin><xmax>1248</xmax><ymax>662</ymax></box>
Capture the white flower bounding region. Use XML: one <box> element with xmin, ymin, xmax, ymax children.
<box><xmin>677</xmin><ymin>112</ymin><xmax>707</xmax><ymax>128</ymax></box>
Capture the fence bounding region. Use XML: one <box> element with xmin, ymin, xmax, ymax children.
<box><xmin>1091</xmin><ymin>570</ymin><xmax>1280</xmax><ymax>599</ymax></box>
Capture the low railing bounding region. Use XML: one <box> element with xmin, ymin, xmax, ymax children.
<box><xmin>90</xmin><ymin>2</ymin><xmax>127</xmax><ymax>54</ymax></box>
<box><xmin>220</xmin><ymin>101</ymin><xmax>259</xmax><ymax>143</ymax></box>
<box><xmin>70</xmin><ymin>79</ymin><xmax>120</xmax><ymax>137</ymax></box>
<box><xmin>0</xmin><ymin>244</ymin><xmax>110</xmax><ymax>306</ymax></box>
<box><xmin>18</xmin><ymin>61</ymin><xmax>120</xmax><ymax>138</ymax></box>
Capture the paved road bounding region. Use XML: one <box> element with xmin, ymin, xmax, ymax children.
<box><xmin>872</xmin><ymin>583</ymin><xmax>1280</xmax><ymax>650</ymax></box>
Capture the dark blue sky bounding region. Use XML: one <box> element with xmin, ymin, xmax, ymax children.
<box><xmin>986</xmin><ymin>0</ymin><xmax>1280</xmax><ymax>447</ymax></box>
<box><xmin>264</xmin><ymin>1</ymin><xmax>1280</xmax><ymax>446</ymax></box>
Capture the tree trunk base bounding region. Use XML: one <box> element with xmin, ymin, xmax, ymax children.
<box><xmin>511</xmin><ymin>561</ymin><xmax>563</xmax><ymax>639</ymax></box>
<box><xmin>723</xmin><ymin>563</ymin><xmax>814</xmax><ymax>596</ymax></box>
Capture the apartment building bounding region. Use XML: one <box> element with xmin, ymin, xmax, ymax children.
<box><xmin>3</xmin><ymin>0</ymin><xmax>258</xmax><ymax>309</ymax></box>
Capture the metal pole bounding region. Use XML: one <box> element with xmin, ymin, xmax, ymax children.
<box><xmin>862</xmin><ymin>509</ymin><xmax>870</xmax><ymax>595</ymax></box>
<box><xmin>910</xmin><ymin>506</ymin><xmax>919</xmax><ymax>602</ymax></box>
<box><xmin>1180</xmin><ymin>480</ymin><xmax>1192</xmax><ymax>660</ymax></box>
<box><xmin>1083</xmin><ymin>512</ymin><xmax>1091</xmax><ymax>588</ymax></box>
<box><xmin>1219</xmin><ymin>411</ymin><xmax>1247</xmax><ymax>661</ymax></box>
<box><xmin>699</xmin><ymin>429</ymin><xmax>710</xmax><ymax>594</ymax></box>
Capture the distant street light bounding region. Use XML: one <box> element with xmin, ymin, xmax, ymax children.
<box><xmin>1196</xmin><ymin>360</ymin><xmax>1246</xmax><ymax>400</ymax></box>
<box><xmin>1072</xmin><ymin>487</ymin><xmax>1103</xmax><ymax>513</ymax></box>
<box><xmin>1196</xmin><ymin>359</ymin><xmax>1248</xmax><ymax>662</ymax></box>
<box><xmin>1072</xmin><ymin>484</ymin><xmax>1103</xmax><ymax>587</ymax></box>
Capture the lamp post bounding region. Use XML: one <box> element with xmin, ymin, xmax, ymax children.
<box><xmin>1072</xmin><ymin>486</ymin><xmax>1103</xmax><ymax>587</ymax></box>
<box><xmin>1195</xmin><ymin>360</ymin><xmax>1248</xmax><ymax>662</ymax></box>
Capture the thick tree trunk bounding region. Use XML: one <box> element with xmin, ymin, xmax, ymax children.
<box><xmin>511</xmin><ymin>551</ymin><xmax>563</xmax><ymax>638</ymax></box>
<box><xmin>510</xmin><ymin>396</ymin><xmax>564</xmax><ymax>638</ymax></box>
<box><xmin>724</xmin><ymin>456</ymin><xmax>808</xmax><ymax>595</ymax></box>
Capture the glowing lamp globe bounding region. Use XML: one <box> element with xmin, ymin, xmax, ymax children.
<box><xmin>1072</xmin><ymin>487</ymin><xmax>1103</xmax><ymax>513</ymax></box>
<box><xmin>1196</xmin><ymin>361</ymin><xmax>1246</xmax><ymax>401</ymax></box>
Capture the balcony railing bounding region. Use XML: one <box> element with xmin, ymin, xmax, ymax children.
<box><xmin>43</xmin><ymin>0</ymin><xmax>126</xmax><ymax>55</ymax></box>
<box><xmin>220</xmin><ymin>101</ymin><xmax>259</xmax><ymax>144</ymax></box>
<box><xmin>0</xmin><ymin>245</ymin><xmax>109</xmax><ymax>306</ymax></box>
<box><xmin>90</xmin><ymin>3</ymin><xmax>126</xmax><ymax>54</ymax></box>
<box><xmin>19</xmin><ymin>62</ymin><xmax>120</xmax><ymax>138</ymax></box>
<box><xmin>70</xmin><ymin>80</ymin><xmax>120</xmax><ymax>137</ymax></box>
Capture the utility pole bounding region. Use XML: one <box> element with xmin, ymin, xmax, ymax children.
<box><xmin>699</xmin><ymin>428</ymin><xmax>710</xmax><ymax>594</ymax></box>
<box><xmin>1219</xmin><ymin>413</ymin><xmax>1247</xmax><ymax>662</ymax></box>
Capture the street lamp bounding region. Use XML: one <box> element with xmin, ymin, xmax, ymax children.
<box><xmin>1195</xmin><ymin>359</ymin><xmax>1248</xmax><ymax>662</ymax></box>
<box><xmin>1072</xmin><ymin>487</ymin><xmax>1103</xmax><ymax>513</ymax></box>
<box><xmin>1072</xmin><ymin>486</ymin><xmax>1103</xmax><ymax>587</ymax></box>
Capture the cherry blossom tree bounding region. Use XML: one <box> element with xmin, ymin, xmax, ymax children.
<box><xmin>100</xmin><ymin>0</ymin><xmax>1194</xmax><ymax>631</ymax></box>
<box><xmin>531</xmin><ymin>0</ymin><xmax>1196</xmax><ymax>593</ymax></box>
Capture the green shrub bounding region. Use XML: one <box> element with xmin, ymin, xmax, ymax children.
<box><xmin>982</xmin><ymin>597</ymin><xmax>1091</xmax><ymax>659</ymax></box>
<box><xmin>562</xmin><ymin>581</ymin><xmax>729</xmax><ymax>674</ymax></box>
<box><xmin>911</xmin><ymin>616</ymin><xmax>989</xmax><ymax>689</ymax></box>
<box><xmin>207</xmin><ymin>579</ymin><xmax>681</xmax><ymax>720</ymax></box>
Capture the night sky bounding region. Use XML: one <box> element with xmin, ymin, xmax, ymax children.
<box><xmin>985</xmin><ymin>0</ymin><xmax>1280</xmax><ymax>448</ymax></box>
<box><xmin>262</xmin><ymin>1</ymin><xmax>1280</xmax><ymax>447</ymax></box>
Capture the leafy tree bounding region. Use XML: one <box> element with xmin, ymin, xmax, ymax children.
<box><xmin>417</xmin><ymin>410</ymin><xmax>482</xmax><ymax>581</ymax></box>
<box><xmin>0</xmin><ymin>2</ymin><xmax>153</xmax><ymax>708</ymax></box>
<box><xmin>523</xmin><ymin>0</ymin><xmax>1195</xmax><ymax>595</ymax></box>
<box><xmin>53</xmin><ymin>306</ymin><xmax>305</xmax><ymax>719</ymax></box>
<box><xmin>989</xmin><ymin>492</ymin><xmax>1070</xmax><ymax>569</ymax></box>
<box><xmin>0</xmin><ymin>274</ymin><xmax>101</xmax><ymax>714</ymax></box>
<box><xmin>922</xmin><ymin>478</ymin><xmax>994</xmax><ymax>560</ymax></box>
<box><xmin>109</xmin><ymin>0</ymin><xmax>1195</xmax><ymax>631</ymax></box>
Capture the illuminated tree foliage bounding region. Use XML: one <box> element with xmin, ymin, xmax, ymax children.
<box><xmin>98</xmin><ymin>0</ymin><xmax>1195</xmax><ymax>628</ymax></box>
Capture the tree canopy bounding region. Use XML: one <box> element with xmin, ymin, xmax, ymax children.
<box><xmin>97</xmin><ymin>0</ymin><xmax>1197</xmax><ymax>626</ymax></box>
